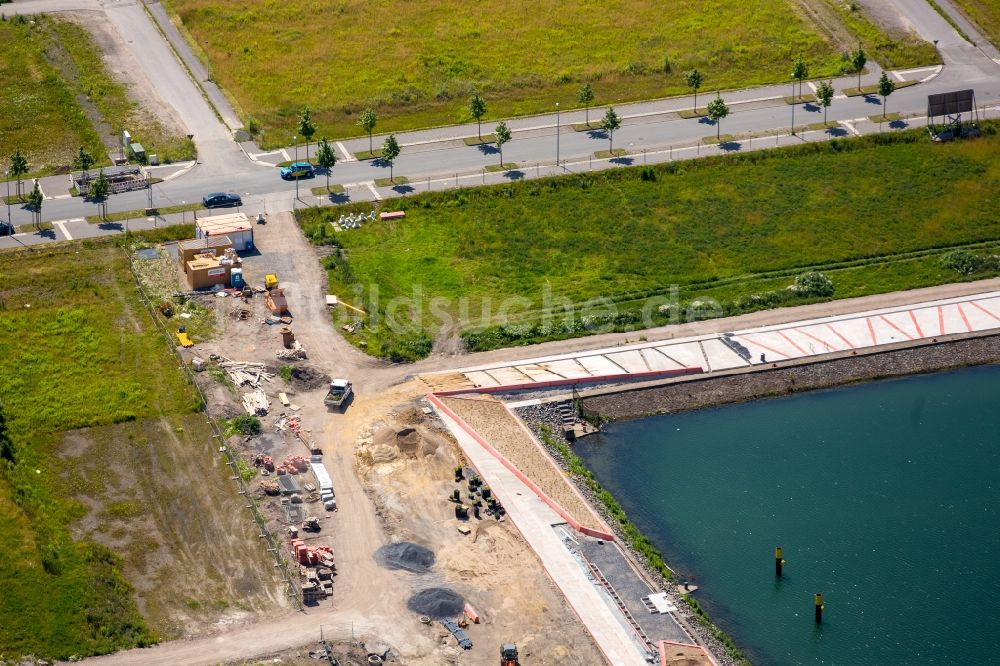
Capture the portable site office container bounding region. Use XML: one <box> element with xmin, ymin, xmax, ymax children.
<box><xmin>196</xmin><ymin>213</ymin><xmax>254</xmax><ymax>251</ymax></box>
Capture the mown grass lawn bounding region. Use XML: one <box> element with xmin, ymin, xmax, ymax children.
<box><xmin>164</xmin><ymin>0</ymin><xmax>934</xmax><ymax>144</ymax></box>
<box><xmin>0</xmin><ymin>15</ymin><xmax>194</xmax><ymax>178</ymax></box>
<box><xmin>298</xmin><ymin>124</ymin><xmax>1000</xmax><ymax>357</ymax></box>
<box><xmin>0</xmin><ymin>236</ymin><xmax>202</xmax><ymax>659</ymax></box>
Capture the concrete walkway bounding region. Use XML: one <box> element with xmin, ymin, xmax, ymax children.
<box><xmin>425</xmin><ymin>291</ymin><xmax>1000</xmax><ymax>390</ymax></box>
<box><xmin>431</xmin><ymin>402</ymin><xmax>651</xmax><ymax>666</ymax></box>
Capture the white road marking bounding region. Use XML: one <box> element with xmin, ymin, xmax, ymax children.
<box><xmin>162</xmin><ymin>161</ymin><xmax>197</xmax><ymax>182</ymax></box>
<box><xmin>54</xmin><ymin>220</ymin><xmax>72</xmax><ymax>240</ymax></box>
<box><xmin>52</xmin><ymin>193</ymin><xmax>72</xmax><ymax>200</ymax></box>
<box><xmin>335</xmin><ymin>141</ymin><xmax>356</xmax><ymax>162</ymax></box>
<box><xmin>69</xmin><ymin>218</ymin><xmax>85</xmax><ymax>222</ymax></box>
<box><xmin>807</xmin><ymin>81</ymin><xmax>818</xmax><ymax>93</ymax></box>
<box><xmin>280</xmin><ymin>149</ymin><xmax>291</xmax><ymax>162</ymax></box>
<box><xmin>892</xmin><ymin>70</ymin><xmax>905</xmax><ymax>82</ymax></box>
<box><xmin>365</xmin><ymin>181</ymin><xmax>382</xmax><ymax>200</ymax></box>
<box><xmin>843</xmin><ymin>120</ymin><xmax>861</xmax><ymax>136</ymax></box>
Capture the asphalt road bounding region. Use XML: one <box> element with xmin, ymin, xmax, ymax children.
<box><xmin>2</xmin><ymin>0</ymin><xmax>999</xmax><ymax>246</ymax></box>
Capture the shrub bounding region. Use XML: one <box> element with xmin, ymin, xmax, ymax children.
<box><xmin>226</xmin><ymin>415</ymin><xmax>261</xmax><ymax>437</ymax></box>
<box><xmin>279</xmin><ymin>365</ymin><xmax>294</xmax><ymax>382</ymax></box>
<box><xmin>792</xmin><ymin>271</ymin><xmax>835</xmax><ymax>297</ymax></box>
<box><xmin>941</xmin><ymin>249</ymin><xmax>984</xmax><ymax>275</ymax></box>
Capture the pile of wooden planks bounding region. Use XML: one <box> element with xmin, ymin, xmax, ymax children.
<box><xmin>219</xmin><ymin>359</ymin><xmax>274</xmax><ymax>389</ymax></box>
<box><xmin>242</xmin><ymin>388</ymin><xmax>269</xmax><ymax>415</ymax></box>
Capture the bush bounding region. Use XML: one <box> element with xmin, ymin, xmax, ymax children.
<box><xmin>792</xmin><ymin>271</ymin><xmax>835</xmax><ymax>297</ymax></box>
<box><xmin>279</xmin><ymin>365</ymin><xmax>294</xmax><ymax>382</ymax></box>
<box><xmin>941</xmin><ymin>250</ymin><xmax>986</xmax><ymax>275</ymax></box>
<box><xmin>226</xmin><ymin>415</ymin><xmax>261</xmax><ymax>437</ymax></box>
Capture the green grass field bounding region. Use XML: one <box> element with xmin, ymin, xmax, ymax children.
<box><xmin>951</xmin><ymin>0</ymin><xmax>1000</xmax><ymax>47</ymax></box>
<box><xmin>164</xmin><ymin>0</ymin><xmax>936</xmax><ymax>145</ymax></box>
<box><xmin>0</xmin><ymin>231</ymin><xmax>274</xmax><ymax>659</ymax></box>
<box><xmin>0</xmin><ymin>15</ymin><xmax>194</xmax><ymax>179</ymax></box>
<box><xmin>298</xmin><ymin>123</ymin><xmax>1000</xmax><ymax>358</ymax></box>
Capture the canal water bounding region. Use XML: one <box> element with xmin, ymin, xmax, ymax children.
<box><xmin>575</xmin><ymin>365</ymin><xmax>1000</xmax><ymax>665</ymax></box>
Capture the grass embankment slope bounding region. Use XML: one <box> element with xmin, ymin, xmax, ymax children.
<box><xmin>951</xmin><ymin>0</ymin><xmax>1000</xmax><ymax>47</ymax></box>
<box><xmin>0</xmin><ymin>234</ymin><xmax>277</xmax><ymax>660</ymax></box>
<box><xmin>299</xmin><ymin>124</ymin><xmax>1000</xmax><ymax>359</ymax></box>
<box><xmin>0</xmin><ymin>15</ymin><xmax>193</xmax><ymax>179</ymax></box>
<box><xmin>164</xmin><ymin>0</ymin><xmax>935</xmax><ymax>144</ymax></box>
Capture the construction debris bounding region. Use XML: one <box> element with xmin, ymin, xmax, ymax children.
<box><xmin>242</xmin><ymin>388</ymin><xmax>269</xmax><ymax>415</ymax></box>
<box><xmin>219</xmin><ymin>359</ymin><xmax>275</xmax><ymax>388</ymax></box>
<box><xmin>276</xmin><ymin>340</ymin><xmax>307</xmax><ymax>360</ymax></box>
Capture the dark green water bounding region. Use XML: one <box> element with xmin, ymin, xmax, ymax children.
<box><xmin>575</xmin><ymin>365</ymin><xmax>1000</xmax><ymax>665</ymax></box>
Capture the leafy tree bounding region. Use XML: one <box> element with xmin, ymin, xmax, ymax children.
<box><xmin>850</xmin><ymin>46</ymin><xmax>867</xmax><ymax>89</ymax></box>
<box><xmin>684</xmin><ymin>69</ymin><xmax>703</xmax><ymax>112</ymax></box>
<box><xmin>877</xmin><ymin>71</ymin><xmax>896</xmax><ymax>116</ymax></box>
<box><xmin>707</xmin><ymin>93</ymin><xmax>730</xmax><ymax>140</ymax></box>
<box><xmin>468</xmin><ymin>91</ymin><xmax>487</xmax><ymax>139</ymax></box>
<box><xmin>358</xmin><ymin>107</ymin><xmax>378</xmax><ymax>154</ymax></box>
<box><xmin>494</xmin><ymin>120</ymin><xmax>511</xmax><ymax>167</ymax></box>
<box><xmin>816</xmin><ymin>80</ymin><xmax>835</xmax><ymax>125</ymax></box>
<box><xmin>601</xmin><ymin>107</ymin><xmax>622</xmax><ymax>154</ymax></box>
<box><xmin>315</xmin><ymin>138</ymin><xmax>337</xmax><ymax>190</ymax></box>
<box><xmin>9</xmin><ymin>148</ymin><xmax>28</xmax><ymax>199</ymax></box>
<box><xmin>26</xmin><ymin>179</ymin><xmax>42</xmax><ymax>226</ymax></box>
<box><xmin>89</xmin><ymin>169</ymin><xmax>110</xmax><ymax>219</ymax></box>
<box><xmin>297</xmin><ymin>107</ymin><xmax>316</xmax><ymax>160</ymax></box>
<box><xmin>0</xmin><ymin>401</ymin><xmax>14</xmax><ymax>463</ymax></box>
<box><xmin>791</xmin><ymin>56</ymin><xmax>809</xmax><ymax>99</ymax></box>
<box><xmin>577</xmin><ymin>82</ymin><xmax>595</xmax><ymax>126</ymax></box>
<box><xmin>73</xmin><ymin>146</ymin><xmax>95</xmax><ymax>177</ymax></box>
<box><xmin>381</xmin><ymin>134</ymin><xmax>400</xmax><ymax>181</ymax></box>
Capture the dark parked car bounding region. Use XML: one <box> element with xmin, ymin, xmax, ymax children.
<box><xmin>0</xmin><ymin>220</ymin><xmax>13</xmax><ymax>236</ymax></box>
<box><xmin>202</xmin><ymin>192</ymin><xmax>242</xmax><ymax>208</ymax></box>
<box><xmin>280</xmin><ymin>162</ymin><xmax>315</xmax><ymax>179</ymax></box>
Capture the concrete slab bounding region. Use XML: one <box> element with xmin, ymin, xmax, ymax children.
<box><xmin>541</xmin><ymin>359</ymin><xmax>593</xmax><ymax>379</ymax></box>
<box><xmin>606</xmin><ymin>350</ymin><xmax>650</xmax><ymax>373</ymax></box>
<box><xmin>640</xmin><ymin>347</ymin><xmax>682</xmax><ymax>371</ymax></box>
<box><xmin>518</xmin><ymin>363</ymin><xmax>568</xmax><ymax>383</ymax></box>
<box><xmin>700</xmin><ymin>338</ymin><xmax>747</xmax><ymax>370</ymax></box>
<box><xmin>465</xmin><ymin>370</ymin><xmax>499</xmax><ymax>388</ymax></box>
<box><xmin>576</xmin><ymin>354</ymin><xmax>626</xmax><ymax>377</ymax></box>
<box><xmin>653</xmin><ymin>342</ymin><xmax>705</xmax><ymax>369</ymax></box>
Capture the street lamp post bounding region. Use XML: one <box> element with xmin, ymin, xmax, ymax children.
<box><xmin>555</xmin><ymin>102</ymin><xmax>560</xmax><ymax>168</ymax></box>
<box><xmin>182</xmin><ymin>201</ymin><xmax>186</xmax><ymax>225</ymax></box>
<box><xmin>4</xmin><ymin>170</ymin><xmax>10</xmax><ymax>228</ymax></box>
<box><xmin>293</xmin><ymin>135</ymin><xmax>298</xmax><ymax>163</ymax></box>
<box><xmin>791</xmin><ymin>80</ymin><xmax>796</xmax><ymax>135</ymax></box>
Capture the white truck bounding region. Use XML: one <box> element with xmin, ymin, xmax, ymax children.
<box><xmin>324</xmin><ymin>379</ymin><xmax>353</xmax><ymax>411</ymax></box>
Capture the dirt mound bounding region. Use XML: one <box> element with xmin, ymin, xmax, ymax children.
<box><xmin>374</xmin><ymin>542</ymin><xmax>435</xmax><ymax>573</ymax></box>
<box><xmin>371</xmin><ymin>425</ymin><xmax>441</xmax><ymax>459</ymax></box>
<box><xmin>406</xmin><ymin>587</ymin><xmax>464</xmax><ymax>619</ymax></box>
<box><xmin>268</xmin><ymin>363</ymin><xmax>331</xmax><ymax>391</ymax></box>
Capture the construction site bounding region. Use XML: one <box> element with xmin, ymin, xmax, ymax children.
<box><xmin>87</xmin><ymin>210</ymin><xmax>637</xmax><ymax>666</ymax></box>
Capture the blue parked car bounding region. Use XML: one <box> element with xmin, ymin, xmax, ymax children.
<box><xmin>280</xmin><ymin>162</ymin><xmax>315</xmax><ymax>179</ymax></box>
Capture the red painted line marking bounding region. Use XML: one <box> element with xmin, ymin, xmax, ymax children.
<box><xmin>909</xmin><ymin>310</ymin><xmax>924</xmax><ymax>338</ymax></box>
<box><xmin>741</xmin><ymin>335</ymin><xmax>790</xmax><ymax>358</ymax></box>
<box><xmin>866</xmin><ymin>318</ymin><xmax>878</xmax><ymax>346</ymax></box>
<box><xmin>956</xmin><ymin>303</ymin><xmax>973</xmax><ymax>332</ymax></box>
<box><xmin>794</xmin><ymin>327</ymin><xmax>837</xmax><ymax>352</ymax></box>
<box><xmin>970</xmin><ymin>300</ymin><xmax>1000</xmax><ymax>323</ymax></box>
<box><xmin>938</xmin><ymin>305</ymin><xmax>945</xmax><ymax>335</ymax></box>
<box><xmin>826</xmin><ymin>323</ymin><xmax>855</xmax><ymax>349</ymax></box>
<box><xmin>778</xmin><ymin>330</ymin><xmax>810</xmax><ymax>356</ymax></box>
<box><xmin>879</xmin><ymin>315</ymin><xmax>914</xmax><ymax>340</ymax></box>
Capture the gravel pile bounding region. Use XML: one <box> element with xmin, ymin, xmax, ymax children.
<box><xmin>406</xmin><ymin>587</ymin><xmax>464</xmax><ymax>619</ymax></box>
<box><xmin>374</xmin><ymin>542</ymin><xmax>435</xmax><ymax>574</ymax></box>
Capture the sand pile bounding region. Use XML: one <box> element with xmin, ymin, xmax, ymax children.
<box><xmin>406</xmin><ymin>587</ymin><xmax>465</xmax><ymax>619</ymax></box>
<box><xmin>374</xmin><ymin>542</ymin><xmax>435</xmax><ymax>574</ymax></box>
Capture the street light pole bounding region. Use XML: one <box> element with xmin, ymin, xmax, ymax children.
<box><xmin>4</xmin><ymin>170</ymin><xmax>10</xmax><ymax>227</ymax></box>
<box><xmin>791</xmin><ymin>80</ymin><xmax>796</xmax><ymax>135</ymax></box>
<box><xmin>555</xmin><ymin>102</ymin><xmax>560</xmax><ymax>168</ymax></box>
<box><xmin>293</xmin><ymin>135</ymin><xmax>298</xmax><ymax>163</ymax></box>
